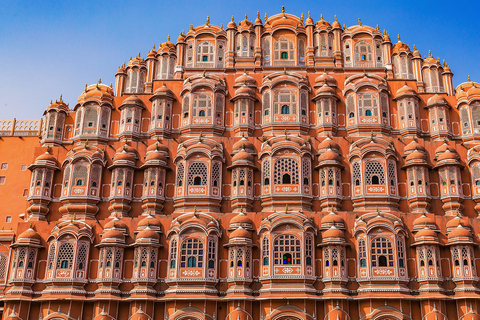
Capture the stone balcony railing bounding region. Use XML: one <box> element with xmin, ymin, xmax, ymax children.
<box><xmin>0</xmin><ymin>119</ymin><xmax>42</xmax><ymax>136</ymax></box>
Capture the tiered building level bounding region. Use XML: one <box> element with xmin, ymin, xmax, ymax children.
<box><xmin>1</xmin><ymin>8</ymin><xmax>480</xmax><ymax>320</ymax></box>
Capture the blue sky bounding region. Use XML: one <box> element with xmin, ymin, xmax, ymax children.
<box><xmin>0</xmin><ymin>0</ymin><xmax>478</xmax><ymax>120</ymax></box>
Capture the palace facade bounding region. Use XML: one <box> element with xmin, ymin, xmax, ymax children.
<box><xmin>1</xmin><ymin>7</ymin><xmax>480</xmax><ymax>320</ymax></box>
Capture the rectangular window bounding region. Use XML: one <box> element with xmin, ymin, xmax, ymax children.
<box><xmin>0</xmin><ymin>177</ymin><xmax>5</xmax><ymax>185</ymax></box>
<box><xmin>202</xmin><ymin>55</ymin><xmax>208</xmax><ymax>62</ymax></box>
<box><xmin>0</xmin><ymin>163</ymin><xmax>7</xmax><ymax>170</ymax></box>
<box><xmin>21</xmin><ymin>165</ymin><xmax>27</xmax><ymax>171</ymax></box>
<box><xmin>23</xmin><ymin>189</ymin><xmax>28</xmax><ymax>197</ymax></box>
<box><xmin>5</xmin><ymin>216</ymin><xmax>11</xmax><ymax>223</ymax></box>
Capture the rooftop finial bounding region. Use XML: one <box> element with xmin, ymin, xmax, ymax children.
<box><xmin>231</xmin><ymin>15</ymin><xmax>234</xmax><ymax>22</ymax></box>
<box><xmin>283</xmin><ymin>67</ymin><xmax>287</xmax><ymax>75</ymax></box>
<box><xmin>428</xmin><ymin>49</ymin><xmax>432</xmax><ymax>57</ymax></box>
<box><xmin>84</xmin><ymin>83</ymin><xmax>88</xmax><ymax>92</ymax></box>
<box><xmin>300</xmin><ymin>13</ymin><xmax>304</xmax><ymax>22</ymax></box>
<box><xmin>59</xmin><ymin>94</ymin><xmax>62</xmax><ymax>101</ymax></box>
<box><xmin>376</xmin><ymin>24</ymin><xmax>379</xmax><ymax>30</ymax></box>
<box><xmin>257</xmin><ymin>11</ymin><xmax>260</xmax><ymax>19</ymax></box>
<box><xmin>245</xmin><ymin>14</ymin><xmax>248</xmax><ymax>20</ymax></box>
<box><xmin>98</xmin><ymin>77</ymin><xmax>101</xmax><ymax>84</ymax></box>
<box><xmin>202</xmin><ymin>70</ymin><xmax>206</xmax><ymax>77</ymax></box>
<box><xmin>334</xmin><ymin>15</ymin><xmax>338</xmax><ymax>22</ymax></box>
<box><xmin>206</xmin><ymin>16</ymin><xmax>210</xmax><ymax>25</ymax></box>
<box><xmin>342</xmin><ymin>23</ymin><xmax>346</xmax><ymax>29</ymax></box>
<box><xmin>397</xmin><ymin>34</ymin><xmax>401</xmax><ymax>41</ymax></box>
<box><xmin>320</xmin><ymin>13</ymin><xmax>323</xmax><ymax>20</ymax></box>
<box><xmin>220</xmin><ymin>23</ymin><xmax>223</xmax><ymax>29</ymax></box>
<box><xmin>167</xmin><ymin>35</ymin><xmax>170</xmax><ymax>41</ymax></box>
<box><xmin>308</xmin><ymin>11</ymin><xmax>311</xmax><ymax>19</ymax></box>
<box><xmin>285</xmin><ymin>204</ymin><xmax>288</xmax><ymax>212</ymax></box>
<box><xmin>358</xmin><ymin>18</ymin><xmax>361</xmax><ymax>26</ymax></box>
<box><xmin>137</xmin><ymin>52</ymin><xmax>140</xmax><ymax>58</ymax></box>
<box><xmin>265</xmin><ymin>13</ymin><xmax>268</xmax><ymax>22</ymax></box>
<box><xmin>284</xmin><ymin>129</ymin><xmax>288</xmax><ymax>140</ymax></box>
<box><xmin>190</xmin><ymin>24</ymin><xmax>193</xmax><ymax>30</ymax></box>
<box><xmin>468</xmin><ymin>75</ymin><xmax>471</xmax><ymax>82</ymax></box>
<box><xmin>282</xmin><ymin>5</ymin><xmax>285</xmax><ymax>14</ymax></box>
<box><xmin>413</xmin><ymin>44</ymin><xmax>417</xmax><ymax>51</ymax></box>
<box><xmin>152</xmin><ymin>44</ymin><xmax>155</xmax><ymax>50</ymax></box>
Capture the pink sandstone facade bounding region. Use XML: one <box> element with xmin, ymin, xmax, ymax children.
<box><xmin>0</xmin><ymin>8</ymin><xmax>480</xmax><ymax>320</ymax></box>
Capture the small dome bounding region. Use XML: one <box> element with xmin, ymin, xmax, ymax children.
<box><xmin>232</xmin><ymin>137</ymin><xmax>255</xmax><ymax>152</ymax></box>
<box><xmin>427</xmin><ymin>94</ymin><xmax>447</xmax><ymax>106</ymax></box>
<box><xmin>137</xmin><ymin>214</ymin><xmax>161</xmax><ymax>230</ymax></box>
<box><xmin>235</xmin><ymin>85</ymin><xmax>255</xmax><ymax>96</ymax></box>
<box><xmin>318</xmin><ymin>149</ymin><xmax>342</xmax><ymax>162</ymax></box>
<box><xmin>316</xmin><ymin>83</ymin><xmax>336</xmax><ymax>96</ymax></box>
<box><xmin>392</xmin><ymin>41</ymin><xmax>411</xmax><ymax>54</ymax></box>
<box><xmin>435</xmin><ymin>141</ymin><xmax>455</xmax><ymax>155</ymax></box>
<box><xmin>145</xmin><ymin>151</ymin><xmax>167</xmax><ymax>163</ymax></box>
<box><xmin>448</xmin><ymin>224</ymin><xmax>471</xmax><ymax>240</ymax></box>
<box><xmin>230</xmin><ymin>226</ymin><xmax>251</xmax><ymax>239</ymax></box>
<box><xmin>316</xmin><ymin>16</ymin><xmax>331</xmax><ymax>28</ymax></box>
<box><xmin>101</xmin><ymin>229</ymin><xmax>125</xmax><ymax>242</ymax></box>
<box><xmin>318</xmin><ymin>136</ymin><xmax>340</xmax><ymax>151</ymax></box>
<box><xmin>78</xmin><ymin>83</ymin><xmax>113</xmax><ymax>105</ymax></box>
<box><xmin>446</xmin><ymin>215</ymin><xmax>470</xmax><ymax>230</ymax></box>
<box><xmin>120</xmin><ymin>94</ymin><xmax>145</xmax><ymax>109</ymax></box>
<box><xmin>232</xmin><ymin>150</ymin><xmax>253</xmax><ymax>163</ymax></box>
<box><xmin>323</xmin><ymin>225</ymin><xmax>344</xmax><ymax>239</ymax></box>
<box><xmin>405</xmin><ymin>149</ymin><xmax>427</xmax><ymax>162</ymax></box>
<box><xmin>413</xmin><ymin>213</ymin><xmax>434</xmax><ymax>227</ymax></box>
<box><xmin>104</xmin><ymin>217</ymin><xmax>128</xmax><ymax>230</ymax></box>
<box><xmin>35</xmin><ymin>151</ymin><xmax>58</xmax><ymax>163</ymax></box>
<box><xmin>415</xmin><ymin>226</ymin><xmax>437</xmax><ymax>239</ymax></box>
<box><xmin>227</xmin><ymin>16</ymin><xmax>237</xmax><ymax>29</ymax></box>
<box><xmin>47</xmin><ymin>98</ymin><xmax>69</xmax><ymax>112</ymax></box>
<box><xmin>136</xmin><ymin>228</ymin><xmax>160</xmax><ymax>241</ymax></box>
<box><xmin>152</xmin><ymin>84</ymin><xmax>175</xmax><ymax>98</ymax></box>
<box><xmin>404</xmin><ymin>140</ymin><xmax>426</xmax><ymax>154</ymax></box>
<box><xmin>305</xmin><ymin>13</ymin><xmax>314</xmax><ymax>25</ymax></box>
<box><xmin>436</xmin><ymin>149</ymin><xmax>459</xmax><ymax>162</ymax></box>
<box><xmin>17</xmin><ymin>228</ymin><xmax>41</xmax><ymax>241</ymax></box>
<box><xmin>314</xmin><ymin>72</ymin><xmax>337</xmax><ymax>87</ymax></box>
<box><xmin>321</xmin><ymin>211</ymin><xmax>345</xmax><ymax>228</ymax></box>
<box><xmin>147</xmin><ymin>141</ymin><xmax>169</xmax><ymax>153</ymax></box>
<box><xmin>395</xmin><ymin>84</ymin><xmax>417</xmax><ymax>99</ymax></box>
<box><xmin>235</xmin><ymin>72</ymin><xmax>256</xmax><ymax>87</ymax></box>
<box><xmin>147</xmin><ymin>48</ymin><xmax>157</xmax><ymax>58</ymax></box>
<box><xmin>113</xmin><ymin>151</ymin><xmax>136</xmax><ymax>163</ymax></box>
<box><xmin>230</xmin><ymin>212</ymin><xmax>253</xmax><ymax>226</ymax></box>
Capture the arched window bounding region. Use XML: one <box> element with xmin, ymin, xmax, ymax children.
<box><xmin>274</xmin><ymin>158</ymin><xmax>299</xmax><ymax>185</ymax></box>
<box><xmin>273</xmin><ymin>234</ymin><xmax>301</xmax><ymax>265</ymax></box>
<box><xmin>273</xmin><ymin>38</ymin><xmax>294</xmax><ymax>64</ymax></box>
<box><xmin>199</xmin><ymin>110</ymin><xmax>206</xmax><ymax>117</ymax></box>
<box><xmin>358</xmin><ymin>238</ymin><xmax>367</xmax><ymax>267</ymax></box>
<box><xmin>188</xmin><ymin>162</ymin><xmax>208</xmax><ymax>186</ymax></box>
<box><xmin>196</xmin><ymin>41</ymin><xmax>214</xmax><ymax>63</ymax></box>
<box><xmin>355</xmin><ymin>40</ymin><xmax>372</xmax><ymax>63</ymax></box>
<box><xmin>207</xmin><ymin>238</ymin><xmax>216</xmax><ymax>269</ymax></box>
<box><xmin>273</xmin><ymin>90</ymin><xmax>296</xmax><ymax>116</ymax></box>
<box><xmin>358</xmin><ymin>93</ymin><xmax>378</xmax><ymax>118</ymax></box>
<box><xmin>263</xmin><ymin>160</ymin><xmax>270</xmax><ymax>185</ymax></box>
<box><xmin>176</xmin><ymin>162</ymin><xmax>184</xmax><ymax>187</ymax></box>
<box><xmin>56</xmin><ymin>242</ymin><xmax>74</xmax><ymax>270</ymax></box>
<box><xmin>371</xmin><ymin>237</ymin><xmax>394</xmax><ymax>267</ymax></box>
<box><xmin>352</xmin><ymin>162</ymin><xmax>362</xmax><ymax>186</ymax></box>
<box><xmin>180</xmin><ymin>238</ymin><xmax>203</xmax><ymax>268</ymax></box>
<box><xmin>365</xmin><ymin>161</ymin><xmax>385</xmax><ymax>185</ymax></box>
<box><xmin>305</xmin><ymin>235</ymin><xmax>313</xmax><ymax>266</ymax></box>
<box><xmin>262</xmin><ymin>236</ymin><xmax>269</xmax><ymax>266</ymax></box>
<box><xmin>169</xmin><ymin>239</ymin><xmax>177</xmax><ymax>269</ymax></box>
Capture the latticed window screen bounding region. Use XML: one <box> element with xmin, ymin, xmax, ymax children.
<box><xmin>300</xmin><ymin>91</ymin><xmax>308</xmax><ymax>116</ymax></box>
<box><xmin>352</xmin><ymin>162</ymin><xmax>362</xmax><ymax>185</ymax></box>
<box><xmin>105</xmin><ymin>248</ymin><xmax>113</xmax><ymax>267</ymax></box>
<box><xmin>262</xmin><ymin>236</ymin><xmax>269</xmax><ymax>265</ymax></box>
<box><xmin>365</xmin><ymin>161</ymin><xmax>385</xmax><ymax>185</ymax></box>
<box><xmin>263</xmin><ymin>160</ymin><xmax>270</xmax><ymax>184</ymax></box>
<box><xmin>473</xmin><ymin>106</ymin><xmax>480</xmax><ymax>129</ymax></box>
<box><xmin>347</xmin><ymin>95</ymin><xmax>355</xmax><ymax>118</ymax></box>
<box><xmin>472</xmin><ymin>164</ymin><xmax>480</xmax><ymax>185</ymax></box>
<box><xmin>274</xmin><ymin>158</ymin><xmax>299</xmax><ymax>184</ymax></box>
<box><xmin>83</xmin><ymin>107</ymin><xmax>98</xmax><ymax>129</ymax></box>
<box><xmin>196</xmin><ymin>41</ymin><xmax>214</xmax><ymax>62</ymax></box>
<box><xmin>332</xmin><ymin>248</ymin><xmax>339</xmax><ymax>266</ymax></box>
<box><xmin>169</xmin><ymin>239</ymin><xmax>177</xmax><ymax>268</ymax></box>
<box><xmin>397</xmin><ymin>237</ymin><xmax>405</xmax><ymax>267</ymax></box>
<box><xmin>274</xmin><ymin>90</ymin><xmax>296</xmax><ymax>115</ymax></box>
<box><xmin>375</xmin><ymin>40</ymin><xmax>383</xmax><ymax>67</ymax></box>
<box><xmin>380</xmin><ymin>94</ymin><xmax>389</xmax><ymax>118</ymax></box>
<box><xmin>355</xmin><ymin>40</ymin><xmax>372</xmax><ymax>62</ymax></box>
<box><xmin>192</xmin><ymin>93</ymin><xmax>212</xmax><ymax>117</ymax></box>
<box><xmin>27</xmin><ymin>250</ymin><xmax>35</xmax><ymax>268</ymax></box>
<box><xmin>207</xmin><ymin>238</ymin><xmax>216</xmax><ymax>268</ymax></box>
<box><xmin>388</xmin><ymin>161</ymin><xmax>397</xmax><ymax>187</ymax></box>
<box><xmin>358</xmin><ymin>238</ymin><xmax>367</xmax><ymax>267</ymax></box>
<box><xmin>176</xmin><ymin>162</ymin><xmax>184</xmax><ymax>186</ymax></box>
<box><xmin>56</xmin><ymin>242</ymin><xmax>74</xmax><ymax>269</ymax></box>
<box><xmin>460</xmin><ymin>107</ymin><xmax>471</xmax><ymax>134</ymax></box>
<box><xmin>188</xmin><ymin>162</ymin><xmax>208</xmax><ymax>186</ymax></box>
<box><xmin>302</xmin><ymin>158</ymin><xmax>310</xmax><ymax>185</ymax></box>
<box><xmin>140</xmin><ymin>248</ymin><xmax>148</xmax><ymax>267</ymax></box>
<box><xmin>18</xmin><ymin>248</ymin><xmax>26</xmax><ymax>267</ymax></box>
<box><xmin>305</xmin><ymin>235</ymin><xmax>313</xmax><ymax>265</ymax></box>
<box><xmin>182</xmin><ymin>96</ymin><xmax>190</xmax><ymax>115</ymax></box>
<box><xmin>358</xmin><ymin>93</ymin><xmax>378</xmax><ymax>117</ymax></box>
<box><xmin>212</xmin><ymin>162</ymin><xmax>220</xmax><ymax>187</ymax></box>
<box><xmin>114</xmin><ymin>249</ymin><xmax>122</xmax><ymax>269</ymax></box>
<box><xmin>273</xmin><ymin>38</ymin><xmax>294</xmax><ymax>62</ymax></box>
<box><xmin>76</xmin><ymin>243</ymin><xmax>88</xmax><ymax>270</ymax></box>
<box><xmin>263</xmin><ymin>38</ymin><xmax>270</xmax><ymax>65</ymax></box>
<box><xmin>0</xmin><ymin>253</ymin><xmax>7</xmax><ymax>281</ymax></box>
<box><xmin>273</xmin><ymin>234</ymin><xmax>301</xmax><ymax>265</ymax></box>
<box><xmin>320</xmin><ymin>169</ymin><xmax>326</xmax><ymax>186</ymax></box>
<box><xmin>371</xmin><ymin>237</ymin><xmax>394</xmax><ymax>267</ymax></box>
<box><xmin>180</xmin><ymin>238</ymin><xmax>204</xmax><ymax>268</ymax></box>
<box><xmin>298</xmin><ymin>39</ymin><xmax>305</xmax><ymax>65</ymax></box>
<box><xmin>324</xmin><ymin>248</ymin><xmax>330</xmax><ymax>265</ymax></box>
<box><xmin>47</xmin><ymin>243</ymin><xmax>56</xmax><ymax>270</ymax></box>
<box><xmin>150</xmin><ymin>249</ymin><xmax>156</xmax><ymax>268</ymax></box>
